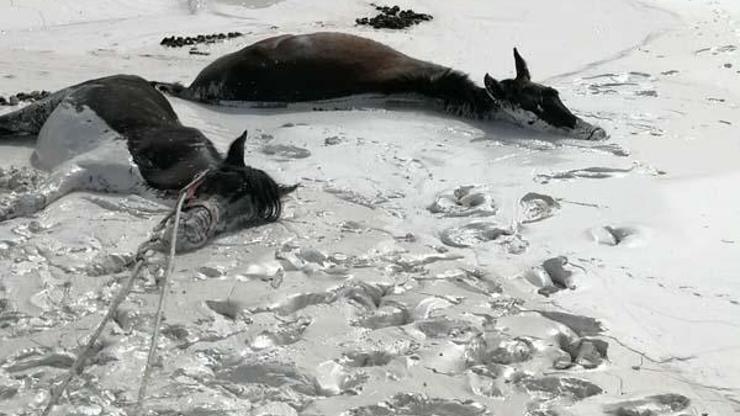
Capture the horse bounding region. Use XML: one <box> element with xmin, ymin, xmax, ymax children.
<box><xmin>154</xmin><ymin>32</ymin><xmax>606</xmax><ymax>140</ymax></box>
<box><xmin>0</xmin><ymin>74</ymin><xmax>293</xmax><ymax>252</ymax></box>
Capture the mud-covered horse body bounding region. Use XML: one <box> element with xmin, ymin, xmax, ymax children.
<box><xmin>0</xmin><ymin>75</ymin><xmax>289</xmax><ymax>251</ymax></box>
<box><xmin>159</xmin><ymin>32</ymin><xmax>606</xmax><ymax>140</ymax></box>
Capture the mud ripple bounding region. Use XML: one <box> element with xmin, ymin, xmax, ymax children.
<box><xmin>603</xmin><ymin>393</ymin><xmax>690</xmax><ymax>415</ymax></box>
<box><xmin>342</xmin><ymin>393</ymin><xmax>489</xmax><ymax>416</ymax></box>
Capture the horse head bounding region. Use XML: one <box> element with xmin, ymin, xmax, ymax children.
<box><xmin>484</xmin><ymin>48</ymin><xmax>607</xmax><ymax>140</ymax></box>
<box><xmin>164</xmin><ymin>130</ymin><xmax>294</xmax><ymax>252</ymax></box>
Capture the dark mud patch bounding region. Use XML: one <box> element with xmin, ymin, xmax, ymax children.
<box><xmin>341</xmin><ymin>350</ymin><xmax>394</xmax><ymax>367</ymax></box>
<box><xmin>535</xmin><ymin>310</ymin><xmax>604</xmax><ymax>336</ymax></box>
<box><xmin>0</xmin><ymin>90</ymin><xmax>50</xmax><ymax>106</ymax></box>
<box><xmin>603</xmin><ymin>393</ymin><xmax>690</xmax><ymax>415</ymax></box>
<box><xmin>345</xmin><ymin>393</ymin><xmax>489</xmax><ymax>416</ymax></box>
<box><xmin>516</xmin><ymin>375</ymin><xmax>603</xmax><ymax>401</ymax></box>
<box><xmin>355</xmin><ymin>4</ymin><xmax>433</xmax><ymax>30</ymax></box>
<box><xmin>160</xmin><ymin>31</ymin><xmax>243</xmax><ymax>48</ymax></box>
<box><xmin>260</xmin><ymin>144</ymin><xmax>312</xmax><ymax>160</ymax></box>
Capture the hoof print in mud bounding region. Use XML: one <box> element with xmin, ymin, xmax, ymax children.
<box><xmin>428</xmin><ymin>185</ymin><xmax>498</xmax><ymax>218</ymax></box>
<box><xmin>523</xmin><ymin>256</ymin><xmax>581</xmax><ymax>295</ymax></box>
<box><xmin>439</xmin><ymin>221</ymin><xmax>527</xmax><ymax>254</ymax></box>
<box><xmin>519</xmin><ymin>192</ymin><xmax>560</xmax><ymax>224</ymax></box>
<box><xmin>561</xmin><ymin>338</ymin><xmax>609</xmax><ymax>369</ymax></box>
<box><xmin>516</xmin><ymin>375</ymin><xmax>603</xmax><ymax>401</ymax></box>
<box><xmin>589</xmin><ymin>225</ymin><xmax>647</xmax><ymax>247</ymax></box>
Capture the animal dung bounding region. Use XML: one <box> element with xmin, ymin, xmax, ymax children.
<box><xmin>356</xmin><ymin>4</ymin><xmax>433</xmax><ymax>30</ymax></box>
<box><xmin>0</xmin><ymin>90</ymin><xmax>50</xmax><ymax>106</ymax></box>
<box><xmin>160</xmin><ymin>32</ymin><xmax>243</xmax><ymax>48</ymax></box>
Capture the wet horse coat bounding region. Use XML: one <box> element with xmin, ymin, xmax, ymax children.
<box><xmin>158</xmin><ymin>32</ymin><xmax>606</xmax><ymax>140</ymax></box>
<box><xmin>0</xmin><ymin>75</ymin><xmax>287</xmax><ymax>251</ymax></box>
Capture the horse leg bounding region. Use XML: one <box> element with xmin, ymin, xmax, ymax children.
<box><xmin>0</xmin><ymin>163</ymin><xmax>90</xmax><ymax>222</ymax></box>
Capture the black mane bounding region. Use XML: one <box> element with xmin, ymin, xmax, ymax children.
<box><xmin>396</xmin><ymin>68</ymin><xmax>496</xmax><ymax>118</ymax></box>
<box><xmin>241</xmin><ymin>166</ymin><xmax>286</xmax><ymax>222</ymax></box>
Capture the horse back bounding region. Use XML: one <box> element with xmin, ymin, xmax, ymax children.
<box><xmin>189</xmin><ymin>32</ymin><xmax>446</xmax><ymax>101</ymax></box>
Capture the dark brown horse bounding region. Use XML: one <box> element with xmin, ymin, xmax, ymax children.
<box><xmin>156</xmin><ymin>32</ymin><xmax>605</xmax><ymax>140</ymax></box>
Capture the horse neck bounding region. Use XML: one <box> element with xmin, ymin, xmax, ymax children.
<box><xmin>405</xmin><ymin>66</ymin><xmax>497</xmax><ymax>119</ymax></box>
<box><xmin>128</xmin><ymin>125</ymin><xmax>222</xmax><ymax>190</ymax></box>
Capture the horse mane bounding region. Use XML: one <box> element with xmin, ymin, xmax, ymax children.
<box><xmin>397</xmin><ymin>68</ymin><xmax>495</xmax><ymax>118</ymax></box>
<box><xmin>241</xmin><ymin>166</ymin><xmax>285</xmax><ymax>222</ymax></box>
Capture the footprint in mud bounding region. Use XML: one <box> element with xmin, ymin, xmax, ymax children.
<box><xmin>249</xmin><ymin>316</ymin><xmax>312</xmax><ymax>350</ymax></box>
<box><xmin>589</xmin><ymin>225</ymin><xmax>648</xmax><ymax>247</ymax></box>
<box><xmin>487</xmin><ymin>338</ymin><xmax>536</xmax><ymax>365</ymax></box>
<box><xmin>253</xmin><ymin>281</ymin><xmax>390</xmax><ymax>316</ymax></box>
<box><xmin>439</xmin><ymin>222</ymin><xmax>528</xmax><ymax>254</ymax></box>
<box><xmin>576</xmin><ymin>71</ymin><xmax>656</xmax><ymax>98</ymax></box>
<box><xmin>427</xmin><ymin>185</ymin><xmax>497</xmax><ymax>218</ymax></box>
<box><xmin>603</xmin><ymin>393</ymin><xmax>690</xmax><ymax>415</ymax></box>
<box><xmin>341</xmin><ymin>349</ymin><xmax>395</xmax><ymax>367</ymax></box>
<box><xmin>556</xmin><ymin>336</ymin><xmax>609</xmax><ymax>370</ymax></box>
<box><xmin>353</xmin><ymin>300</ymin><xmax>412</xmax><ymax>330</ymax></box>
<box><xmin>205</xmin><ymin>299</ymin><xmax>247</xmax><ymax>320</ymax></box>
<box><xmin>515</xmin><ymin>374</ymin><xmax>603</xmax><ymax>401</ymax></box>
<box><xmin>252</xmin><ymin>291</ymin><xmax>337</xmax><ymax>316</ymax></box>
<box><xmin>414</xmin><ymin>316</ymin><xmax>478</xmax><ymax>340</ymax></box>
<box><xmin>343</xmin><ymin>393</ymin><xmax>490</xmax><ymax>416</ymax></box>
<box><xmin>522</xmin><ymin>256</ymin><xmax>578</xmax><ymax>295</ymax></box>
<box><xmin>323</xmin><ymin>185</ymin><xmax>390</xmax><ymax>209</ymax></box>
<box><xmin>534</xmin><ymin>166</ymin><xmax>634</xmax><ymax>184</ymax></box>
<box><xmin>216</xmin><ymin>361</ymin><xmax>320</xmax><ymax>396</ymax></box>
<box><xmin>437</xmin><ymin>268</ymin><xmax>502</xmax><ymax>296</ymax></box>
<box><xmin>519</xmin><ymin>193</ymin><xmax>560</xmax><ymax>224</ymax></box>
<box><xmin>467</xmin><ymin>366</ymin><xmax>504</xmax><ymax>398</ymax></box>
<box><xmin>315</xmin><ymin>360</ymin><xmax>369</xmax><ymax>395</ymax></box>
<box><xmin>260</xmin><ymin>143</ymin><xmax>311</xmax><ymax>160</ymax></box>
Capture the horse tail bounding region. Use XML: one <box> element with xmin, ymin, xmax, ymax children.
<box><xmin>0</xmin><ymin>89</ymin><xmax>68</xmax><ymax>138</ymax></box>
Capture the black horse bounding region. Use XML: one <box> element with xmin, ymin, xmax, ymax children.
<box><xmin>0</xmin><ymin>74</ymin><xmax>293</xmax><ymax>251</ymax></box>
<box><xmin>155</xmin><ymin>32</ymin><xmax>606</xmax><ymax>140</ymax></box>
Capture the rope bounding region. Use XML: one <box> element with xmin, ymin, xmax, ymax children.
<box><xmin>41</xmin><ymin>258</ymin><xmax>147</xmax><ymax>416</ymax></box>
<box><xmin>42</xmin><ymin>170</ymin><xmax>208</xmax><ymax>415</ymax></box>
<box><xmin>134</xmin><ymin>191</ymin><xmax>187</xmax><ymax>414</ymax></box>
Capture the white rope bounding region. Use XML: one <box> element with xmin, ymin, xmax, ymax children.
<box><xmin>134</xmin><ymin>191</ymin><xmax>186</xmax><ymax>415</ymax></box>
<box><xmin>42</xmin><ymin>258</ymin><xmax>147</xmax><ymax>416</ymax></box>
<box><xmin>42</xmin><ymin>170</ymin><xmax>208</xmax><ymax>415</ymax></box>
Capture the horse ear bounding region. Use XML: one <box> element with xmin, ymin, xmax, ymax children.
<box><xmin>225</xmin><ymin>130</ymin><xmax>247</xmax><ymax>166</ymax></box>
<box><xmin>513</xmin><ymin>48</ymin><xmax>531</xmax><ymax>82</ymax></box>
<box><xmin>484</xmin><ymin>73</ymin><xmax>505</xmax><ymax>99</ymax></box>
